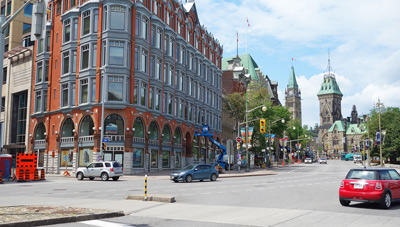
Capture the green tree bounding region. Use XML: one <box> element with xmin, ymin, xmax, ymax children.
<box><xmin>366</xmin><ymin>107</ymin><xmax>400</xmax><ymax>162</ymax></box>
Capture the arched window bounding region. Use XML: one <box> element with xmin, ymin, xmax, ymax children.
<box><xmin>174</xmin><ymin>128</ymin><xmax>182</xmax><ymax>144</ymax></box>
<box><xmin>79</xmin><ymin>115</ymin><xmax>94</xmax><ymax>136</ymax></box>
<box><xmin>149</xmin><ymin>121</ymin><xmax>158</xmax><ymax>140</ymax></box>
<box><xmin>104</xmin><ymin>114</ymin><xmax>124</xmax><ymax>135</ymax></box>
<box><xmin>162</xmin><ymin>125</ymin><xmax>171</xmax><ymax>142</ymax></box>
<box><xmin>133</xmin><ymin>117</ymin><xmax>144</xmax><ymax>138</ymax></box>
<box><xmin>62</xmin><ymin>118</ymin><xmax>74</xmax><ymax>137</ymax></box>
<box><xmin>35</xmin><ymin>123</ymin><xmax>46</xmax><ymax>140</ymax></box>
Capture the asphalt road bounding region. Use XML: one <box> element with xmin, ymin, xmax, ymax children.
<box><xmin>2</xmin><ymin>160</ymin><xmax>400</xmax><ymax>227</ymax></box>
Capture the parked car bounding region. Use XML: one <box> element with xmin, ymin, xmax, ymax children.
<box><xmin>319</xmin><ymin>158</ymin><xmax>327</xmax><ymax>164</ymax></box>
<box><xmin>305</xmin><ymin>158</ymin><xmax>312</xmax><ymax>164</ymax></box>
<box><xmin>170</xmin><ymin>164</ymin><xmax>219</xmax><ymax>183</ymax></box>
<box><xmin>76</xmin><ymin>161</ymin><xmax>123</xmax><ymax>181</ymax></box>
<box><xmin>339</xmin><ymin>168</ymin><xmax>400</xmax><ymax>209</ymax></box>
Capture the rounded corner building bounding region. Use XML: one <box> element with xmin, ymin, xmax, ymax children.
<box><xmin>28</xmin><ymin>0</ymin><xmax>223</xmax><ymax>175</ymax></box>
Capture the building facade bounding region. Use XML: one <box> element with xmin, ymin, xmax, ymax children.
<box><xmin>317</xmin><ymin>58</ymin><xmax>366</xmax><ymax>157</ymax></box>
<box><xmin>285</xmin><ymin>66</ymin><xmax>301</xmax><ymax>125</ymax></box>
<box><xmin>28</xmin><ymin>0</ymin><xmax>223</xmax><ymax>174</ymax></box>
<box><xmin>0</xmin><ymin>0</ymin><xmax>35</xmax><ymax>156</ymax></box>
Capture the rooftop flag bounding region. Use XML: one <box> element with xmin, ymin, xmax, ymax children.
<box><xmin>247</xmin><ymin>17</ymin><xmax>250</xmax><ymax>27</ymax></box>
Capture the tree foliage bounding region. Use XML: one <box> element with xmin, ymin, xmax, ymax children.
<box><xmin>366</xmin><ymin>107</ymin><xmax>400</xmax><ymax>162</ymax></box>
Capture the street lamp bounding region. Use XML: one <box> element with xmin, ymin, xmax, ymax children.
<box><xmin>239</xmin><ymin>73</ymin><xmax>251</xmax><ymax>172</ymax></box>
<box><xmin>376</xmin><ymin>99</ymin><xmax>384</xmax><ymax>167</ymax></box>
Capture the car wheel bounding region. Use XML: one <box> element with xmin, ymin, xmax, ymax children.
<box><xmin>89</xmin><ymin>177</ymin><xmax>94</xmax><ymax>180</ymax></box>
<box><xmin>380</xmin><ymin>192</ymin><xmax>391</xmax><ymax>209</ymax></box>
<box><xmin>77</xmin><ymin>172</ymin><xmax>84</xmax><ymax>181</ymax></box>
<box><xmin>101</xmin><ymin>172</ymin><xmax>109</xmax><ymax>181</ymax></box>
<box><xmin>210</xmin><ymin>173</ymin><xmax>217</xmax><ymax>181</ymax></box>
<box><xmin>185</xmin><ymin>175</ymin><xmax>192</xmax><ymax>183</ymax></box>
<box><xmin>112</xmin><ymin>177</ymin><xmax>119</xmax><ymax>181</ymax></box>
<box><xmin>340</xmin><ymin>199</ymin><xmax>350</xmax><ymax>206</ymax></box>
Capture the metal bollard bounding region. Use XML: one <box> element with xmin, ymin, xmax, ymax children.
<box><xmin>144</xmin><ymin>175</ymin><xmax>148</xmax><ymax>201</ymax></box>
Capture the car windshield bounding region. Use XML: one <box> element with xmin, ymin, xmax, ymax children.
<box><xmin>346</xmin><ymin>170</ymin><xmax>376</xmax><ymax>180</ymax></box>
<box><xmin>182</xmin><ymin>165</ymin><xmax>195</xmax><ymax>170</ymax></box>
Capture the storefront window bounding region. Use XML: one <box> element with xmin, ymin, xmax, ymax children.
<box><xmin>162</xmin><ymin>151</ymin><xmax>170</xmax><ymax>168</ymax></box>
<box><xmin>151</xmin><ymin>150</ymin><xmax>158</xmax><ymax>168</ymax></box>
<box><xmin>149</xmin><ymin>121</ymin><xmax>158</xmax><ymax>140</ymax></box>
<box><xmin>79</xmin><ymin>148</ymin><xmax>92</xmax><ymax>167</ymax></box>
<box><xmin>36</xmin><ymin>150</ymin><xmax>45</xmax><ymax>168</ymax></box>
<box><xmin>162</xmin><ymin>125</ymin><xmax>171</xmax><ymax>142</ymax></box>
<box><xmin>133</xmin><ymin>148</ymin><xmax>143</xmax><ymax>167</ymax></box>
<box><xmin>60</xmin><ymin>149</ymin><xmax>74</xmax><ymax>167</ymax></box>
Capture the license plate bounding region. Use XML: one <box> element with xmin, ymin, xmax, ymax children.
<box><xmin>354</xmin><ymin>184</ymin><xmax>364</xmax><ymax>189</ymax></box>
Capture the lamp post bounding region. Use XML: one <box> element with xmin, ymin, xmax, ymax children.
<box><xmin>239</xmin><ymin>73</ymin><xmax>251</xmax><ymax>172</ymax></box>
<box><xmin>376</xmin><ymin>99</ymin><xmax>384</xmax><ymax>167</ymax></box>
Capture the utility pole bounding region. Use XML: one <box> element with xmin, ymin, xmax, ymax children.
<box><xmin>376</xmin><ymin>99</ymin><xmax>384</xmax><ymax>167</ymax></box>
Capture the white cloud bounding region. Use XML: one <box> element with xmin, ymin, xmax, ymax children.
<box><xmin>195</xmin><ymin>0</ymin><xmax>400</xmax><ymax>127</ymax></box>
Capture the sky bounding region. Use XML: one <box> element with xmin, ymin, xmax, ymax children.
<box><xmin>195</xmin><ymin>0</ymin><xmax>400</xmax><ymax>128</ymax></box>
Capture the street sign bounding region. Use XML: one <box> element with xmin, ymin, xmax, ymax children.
<box><xmin>102</xmin><ymin>138</ymin><xmax>109</xmax><ymax>142</ymax></box>
<box><xmin>236</xmin><ymin>137</ymin><xmax>241</xmax><ymax>143</ymax></box>
<box><xmin>63</xmin><ymin>155</ymin><xmax>69</xmax><ymax>162</ymax></box>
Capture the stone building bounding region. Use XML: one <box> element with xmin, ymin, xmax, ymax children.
<box><xmin>317</xmin><ymin>58</ymin><xmax>366</xmax><ymax>157</ymax></box>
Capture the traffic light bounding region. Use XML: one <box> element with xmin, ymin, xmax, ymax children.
<box><xmin>237</xmin><ymin>143</ymin><xmax>241</xmax><ymax>150</ymax></box>
<box><xmin>260</xmin><ymin>119</ymin><xmax>266</xmax><ymax>133</ymax></box>
<box><xmin>102</xmin><ymin>142</ymin><xmax>106</xmax><ymax>151</ymax></box>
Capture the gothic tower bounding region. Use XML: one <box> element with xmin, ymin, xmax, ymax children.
<box><xmin>317</xmin><ymin>56</ymin><xmax>343</xmax><ymax>146</ymax></box>
<box><xmin>285</xmin><ymin>66</ymin><xmax>302</xmax><ymax>125</ymax></box>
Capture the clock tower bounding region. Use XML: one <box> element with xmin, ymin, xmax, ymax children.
<box><xmin>317</xmin><ymin>56</ymin><xmax>343</xmax><ymax>149</ymax></box>
<box><xmin>285</xmin><ymin>66</ymin><xmax>302</xmax><ymax>125</ymax></box>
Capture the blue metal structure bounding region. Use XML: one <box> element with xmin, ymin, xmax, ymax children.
<box><xmin>194</xmin><ymin>125</ymin><xmax>228</xmax><ymax>169</ymax></box>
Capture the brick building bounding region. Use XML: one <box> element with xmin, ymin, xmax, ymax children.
<box><xmin>28</xmin><ymin>0</ymin><xmax>223</xmax><ymax>174</ymax></box>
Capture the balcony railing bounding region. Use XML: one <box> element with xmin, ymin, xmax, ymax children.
<box><xmin>133</xmin><ymin>137</ymin><xmax>145</xmax><ymax>144</ymax></box>
<box><xmin>162</xmin><ymin>141</ymin><xmax>172</xmax><ymax>147</ymax></box>
<box><xmin>174</xmin><ymin>143</ymin><xmax>182</xmax><ymax>149</ymax></box>
<box><xmin>34</xmin><ymin>139</ymin><xmax>46</xmax><ymax>147</ymax></box>
<box><xmin>78</xmin><ymin>135</ymin><xmax>94</xmax><ymax>143</ymax></box>
<box><xmin>61</xmin><ymin>137</ymin><xmax>74</xmax><ymax>144</ymax></box>
<box><xmin>104</xmin><ymin>135</ymin><xmax>124</xmax><ymax>142</ymax></box>
<box><xmin>149</xmin><ymin>139</ymin><xmax>159</xmax><ymax>146</ymax></box>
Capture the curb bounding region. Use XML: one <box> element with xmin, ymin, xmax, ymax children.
<box><xmin>0</xmin><ymin>211</ymin><xmax>124</xmax><ymax>227</ymax></box>
<box><xmin>126</xmin><ymin>194</ymin><xmax>176</xmax><ymax>203</ymax></box>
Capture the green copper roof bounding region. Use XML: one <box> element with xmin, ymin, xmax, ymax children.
<box><xmin>317</xmin><ymin>76</ymin><xmax>343</xmax><ymax>96</ymax></box>
<box><xmin>287</xmin><ymin>66</ymin><xmax>298</xmax><ymax>89</ymax></box>
<box><xmin>222</xmin><ymin>54</ymin><xmax>260</xmax><ymax>80</ymax></box>
<box><xmin>328</xmin><ymin>120</ymin><xmax>345</xmax><ymax>132</ymax></box>
<box><xmin>346</xmin><ymin>123</ymin><xmax>367</xmax><ymax>135</ymax></box>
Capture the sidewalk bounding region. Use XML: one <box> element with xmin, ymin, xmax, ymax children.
<box><xmin>0</xmin><ymin>167</ymin><xmax>277</xmax><ymax>226</ymax></box>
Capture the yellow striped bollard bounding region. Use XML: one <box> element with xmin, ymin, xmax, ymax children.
<box><xmin>144</xmin><ymin>175</ymin><xmax>147</xmax><ymax>201</ymax></box>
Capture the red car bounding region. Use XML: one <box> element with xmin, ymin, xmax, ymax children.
<box><xmin>339</xmin><ymin>168</ymin><xmax>400</xmax><ymax>209</ymax></box>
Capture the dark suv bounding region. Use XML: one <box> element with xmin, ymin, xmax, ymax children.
<box><xmin>339</xmin><ymin>168</ymin><xmax>400</xmax><ymax>209</ymax></box>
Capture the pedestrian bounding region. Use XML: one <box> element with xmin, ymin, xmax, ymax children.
<box><xmin>237</xmin><ymin>159</ymin><xmax>241</xmax><ymax>172</ymax></box>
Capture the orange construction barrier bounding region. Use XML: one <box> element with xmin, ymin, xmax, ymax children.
<box><xmin>33</xmin><ymin>169</ymin><xmax>40</xmax><ymax>181</ymax></box>
<box><xmin>24</xmin><ymin>169</ymin><xmax>31</xmax><ymax>181</ymax></box>
<box><xmin>16</xmin><ymin>153</ymin><xmax>37</xmax><ymax>181</ymax></box>
<box><xmin>40</xmin><ymin>169</ymin><xmax>46</xmax><ymax>180</ymax></box>
<box><xmin>17</xmin><ymin>169</ymin><xmax>24</xmax><ymax>182</ymax></box>
<box><xmin>282</xmin><ymin>161</ymin><xmax>285</xmax><ymax>166</ymax></box>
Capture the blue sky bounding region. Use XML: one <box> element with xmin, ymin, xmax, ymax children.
<box><xmin>195</xmin><ymin>0</ymin><xmax>400</xmax><ymax>128</ymax></box>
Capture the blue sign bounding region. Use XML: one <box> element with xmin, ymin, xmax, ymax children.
<box><xmin>102</xmin><ymin>138</ymin><xmax>109</xmax><ymax>142</ymax></box>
